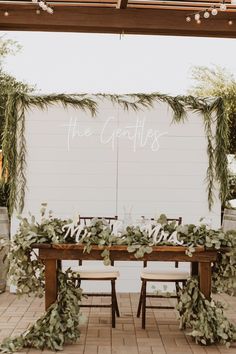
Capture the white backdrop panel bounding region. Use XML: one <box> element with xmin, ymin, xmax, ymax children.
<box><xmin>11</xmin><ymin>100</ymin><xmax>221</xmax><ymax>292</ymax></box>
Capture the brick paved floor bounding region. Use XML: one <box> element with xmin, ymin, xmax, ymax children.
<box><xmin>0</xmin><ymin>292</ymin><xmax>236</xmax><ymax>354</ymax></box>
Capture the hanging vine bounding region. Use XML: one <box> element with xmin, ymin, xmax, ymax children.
<box><xmin>1</xmin><ymin>92</ymin><xmax>227</xmax><ymax>214</ymax></box>
<box><xmin>2</xmin><ymin>93</ymin><xmax>98</xmax><ymax>214</ymax></box>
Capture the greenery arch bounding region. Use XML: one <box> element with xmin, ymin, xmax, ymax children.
<box><xmin>1</xmin><ymin>92</ymin><xmax>228</xmax><ymax>214</ymax></box>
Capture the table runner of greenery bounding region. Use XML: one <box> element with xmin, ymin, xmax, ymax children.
<box><xmin>0</xmin><ymin>205</ymin><xmax>236</xmax><ymax>352</ymax></box>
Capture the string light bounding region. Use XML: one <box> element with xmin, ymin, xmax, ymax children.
<box><xmin>186</xmin><ymin>2</ymin><xmax>228</xmax><ymax>24</ymax></box>
<box><xmin>32</xmin><ymin>0</ymin><xmax>54</xmax><ymax>14</ymax></box>
<box><xmin>211</xmin><ymin>8</ymin><xmax>218</xmax><ymax>15</ymax></box>
<box><xmin>220</xmin><ymin>2</ymin><xmax>227</xmax><ymax>11</ymax></box>
<box><xmin>4</xmin><ymin>11</ymin><xmax>9</xmax><ymax>16</ymax></box>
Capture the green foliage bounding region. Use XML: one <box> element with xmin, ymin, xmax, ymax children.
<box><xmin>8</xmin><ymin>207</ymin><xmax>236</xmax><ymax>296</ymax></box>
<box><xmin>0</xmin><ymin>181</ymin><xmax>9</xmax><ymax>207</ymax></box>
<box><xmin>0</xmin><ymin>207</ymin><xmax>83</xmax><ymax>352</ymax></box>
<box><xmin>177</xmin><ymin>224</ymin><xmax>236</xmax><ymax>295</ymax></box>
<box><xmin>0</xmin><ymin>35</ymin><xmax>34</xmax><ymax>147</ymax></box>
<box><xmin>0</xmin><ymin>71</ymin><xmax>33</xmax><ymax>153</ymax></box>
<box><xmin>190</xmin><ymin>65</ymin><xmax>236</xmax><ymax>155</ymax></box>
<box><xmin>228</xmin><ymin>174</ymin><xmax>236</xmax><ymax>200</ymax></box>
<box><xmin>80</xmin><ymin>216</ymin><xmax>236</xmax><ymax>295</ymax></box>
<box><xmin>2</xmin><ymin>93</ymin><xmax>97</xmax><ymax>215</ymax></box>
<box><xmin>0</xmin><ymin>35</ymin><xmax>34</xmax><ymax>210</ymax></box>
<box><xmin>0</xmin><ymin>59</ymin><xmax>34</xmax><ymax>210</ymax></box>
<box><xmin>0</xmin><ymin>36</ymin><xmax>21</xmax><ymax>61</ymax></box>
<box><xmin>121</xmin><ymin>226</ymin><xmax>153</xmax><ymax>259</ymax></box>
<box><xmin>0</xmin><ymin>269</ymin><xmax>83</xmax><ymax>353</ymax></box>
<box><xmin>8</xmin><ymin>205</ymin><xmax>70</xmax><ymax>297</ymax></box>
<box><xmin>79</xmin><ymin>218</ymin><xmax>118</xmax><ymax>265</ymax></box>
<box><xmin>177</xmin><ymin>278</ymin><xmax>236</xmax><ymax>347</ymax></box>
<box><xmin>212</xmin><ymin>230</ymin><xmax>236</xmax><ymax>295</ymax></box>
<box><xmin>2</xmin><ymin>209</ymin><xmax>236</xmax><ymax>350</ymax></box>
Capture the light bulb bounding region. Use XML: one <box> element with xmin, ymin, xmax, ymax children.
<box><xmin>220</xmin><ymin>3</ymin><xmax>227</xmax><ymax>11</ymax></box>
<box><xmin>228</xmin><ymin>20</ymin><xmax>233</xmax><ymax>25</ymax></box>
<box><xmin>186</xmin><ymin>16</ymin><xmax>191</xmax><ymax>22</ymax></box>
<box><xmin>195</xmin><ymin>13</ymin><xmax>200</xmax><ymax>21</ymax></box>
<box><xmin>4</xmin><ymin>11</ymin><xmax>9</xmax><ymax>16</ymax></box>
<box><xmin>211</xmin><ymin>8</ymin><xmax>218</xmax><ymax>15</ymax></box>
<box><xmin>197</xmin><ymin>19</ymin><xmax>201</xmax><ymax>24</ymax></box>
<box><xmin>36</xmin><ymin>9</ymin><xmax>41</xmax><ymax>14</ymax></box>
<box><xmin>203</xmin><ymin>11</ymin><xmax>210</xmax><ymax>18</ymax></box>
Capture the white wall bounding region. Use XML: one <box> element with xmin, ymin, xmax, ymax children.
<box><xmin>11</xmin><ymin>99</ymin><xmax>221</xmax><ymax>292</ymax></box>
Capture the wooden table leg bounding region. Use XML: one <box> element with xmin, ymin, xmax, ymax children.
<box><xmin>199</xmin><ymin>262</ymin><xmax>211</xmax><ymax>300</ymax></box>
<box><xmin>44</xmin><ymin>259</ymin><xmax>58</xmax><ymax>310</ymax></box>
<box><xmin>191</xmin><ymin>262</ymin><xmax>198</xmax><ymax>276</ymax></box>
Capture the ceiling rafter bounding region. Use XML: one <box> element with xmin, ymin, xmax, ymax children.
<box><xmin>0</xmin><ymin>1</ymin><xmax>236</xmax><ymax>37</ymax></box>
<box><xmin>116</xmin><ymin>0</ymin><xmax>128</xmax><ymax>9</ymax></box>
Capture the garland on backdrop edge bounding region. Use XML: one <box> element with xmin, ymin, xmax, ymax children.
<box><xmin>0</xmin><ymin>208</ymin><xmax>236</xmax><ymax>352</ymax></box>
<box><xmin>1</xmin><ymin>92</ymin><xmax>228</xmax><ymax>214</ymax></box>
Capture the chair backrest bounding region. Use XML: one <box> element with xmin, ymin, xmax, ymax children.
<box><xmin>150</xmin><ymin>216</ymin><xmax>182</xmax><ymax>225</ymax></box>
<box><xmin>222</xmin><ymin>209</ymin><xmax>236</xmax><ymax>232</ymax></box>
<box><xmin>143</xmin><ymin>216</ymin><xmax>182</xmax><ymax>268</ymax></box>
<box><xmin>78</xmin><ymin>216</ymin><xmax>118</xmax><ymax>266</ymax></box>
<box><xmin>79</xmin><ymin>216</ymin><xmax>118</xmax><ymax>226</ymax></box>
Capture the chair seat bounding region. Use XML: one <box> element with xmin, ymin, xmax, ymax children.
<box><xmin>74</xmin><ymin>270</ymin><xmax>120</xmax><ymax>279</ymax></box>
<box><xmin>141</xmin><ymin>270</ymin><xmax>189</xmax><ymax>281</ymax></box>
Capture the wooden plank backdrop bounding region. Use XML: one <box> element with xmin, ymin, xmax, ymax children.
<box><xmin>11</xmin><ymin>100</ymin><xmax>221</xmax><ymax>292</ymax></box>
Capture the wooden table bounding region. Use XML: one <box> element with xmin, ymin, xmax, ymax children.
<box><xmin>34</xmin><ymin>244</ymin><xmax>217</xmax><ymax>310</ymax></box>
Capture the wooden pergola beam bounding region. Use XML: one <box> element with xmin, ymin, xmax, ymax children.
<box><xmin>0</xmin><ymin>4</ymin><xmax>236</xmax><ymax>38</ymax></box>
<box><xmin>116</xmin><ymin>0</ymin><xmax>128</xmax><ymax>9</ymax></box>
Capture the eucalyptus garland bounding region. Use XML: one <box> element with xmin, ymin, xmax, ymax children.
<box><xmin>212</xmin><ymin>231</ymin><xmax>236</xmax><ymax>296</ymax></box>
<box><xmin>8</xmin><ymin>204</ymin><xmax>71</xmax><ymax>296</ymax></box>
<box><xmin>0</xmin><ymin>269</ymin><xmax>83</xmax><ymax>353</ymax></box>
<box><xmin>1</xmin><ymin>92</ymin><xmax>227</xmax><ymax>214</ymax></box>
<box><xmin>177</xmin><ymin>278</ymin><xmax>236</xmax><ymax>347</ymax></box>
<box><xmin>1</xmin><ymin>209</ymin><xmax>236</xmax><ymax>351</ymax></box>
<box><xmin>7</xmin><ymin>208</ymin><xmax>236</xmax><ymax>296</ymax></box>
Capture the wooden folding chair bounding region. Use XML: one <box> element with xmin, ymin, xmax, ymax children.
<box><xmin>137</xmin><ymin>217</ymin><xmax>189</xmax><ymax>329</ymax></box>
<box><xmin>74</xmin><ymin>216</ymin><xmax>120</xmax><ymax>328</ymax></box>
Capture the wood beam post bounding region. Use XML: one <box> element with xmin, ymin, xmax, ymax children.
<box><xmin>116</xmin><ymin>0</ymin><xmax>128</xmax><ymax>9</ymax></box>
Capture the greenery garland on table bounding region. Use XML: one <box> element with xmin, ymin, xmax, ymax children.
<box><xmin>1</xmin><ymin>92</ymin><xmax>228</xmax><ymax>214</ymax></box>
<box><xmin>1</xmin><ymin>208</ymin><xmax>236</xmax><ymax>352</ymax></box>
<box><xmin>7</xmin><ymin>204</ymin><xmax>71</xmax><ymax>297</ymax></box>
<box><xmin>5</xmin><ymin>209</ymin><xmax>236</xmax><ymax>297</ymax></box>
